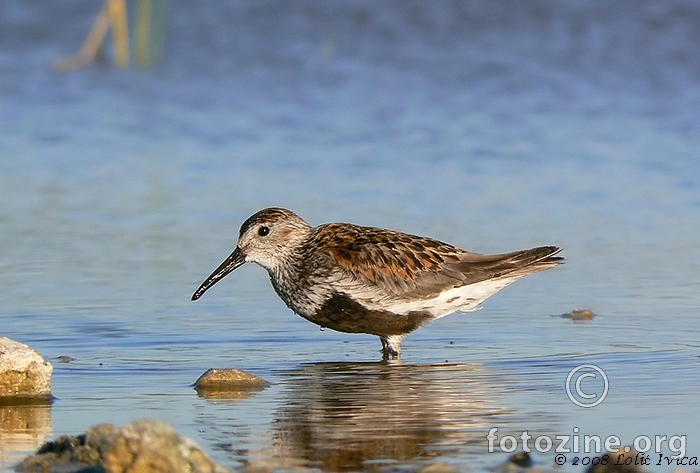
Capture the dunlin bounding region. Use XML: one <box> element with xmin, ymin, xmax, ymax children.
<box><xmin>192</xmin><ymin>208</ymin><xmax>564</xmax><ymax>358</ymax></box>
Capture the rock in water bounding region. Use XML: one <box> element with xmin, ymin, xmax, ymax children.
<box><xmin>194</xmin><ymin>368</ymin><xmax>271</xmax><ymax>400</ymax></box>
<box><xmin>560</xmin><ymin>309</ymin><xmax>596</xmax><ymax>320</ymax></box>
<box><xmin>195</xmin><ymin>368</ymin><xmax>270</xmax><ymax>390</ymax></box>
<box><xmin>0</xmin><ymin>338</ymin><xmax>53</xmax><ymax>400</ymax></box>
<box><xmin>18</xmin><ymin>419</ymin><xmax>230</xmax><ymax>473</ymax></box>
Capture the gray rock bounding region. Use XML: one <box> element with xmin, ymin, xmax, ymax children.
<box><xmin>0</xmin><ymin>338</ymin><xmax>53</xmax><ymax>400</ymax></box>
<box><xmin>560</xmin><ymin>309</ymin><xmax>596</xmax><ymax>320</ymax></box>
<box><xmin>18</xmin><ymin>419</ymin><xmax>230</xmax><ymax>473</ymax></box>
<box><xmin>195</xmin><ymin>368</ymin><xmax>270</xmax><ymax>399</ymax></box>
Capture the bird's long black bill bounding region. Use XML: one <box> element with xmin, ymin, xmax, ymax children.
<box><xmin>191</xmin><ymin>247</ymin><xmax>245</xmax><ymax>301</ymax></box>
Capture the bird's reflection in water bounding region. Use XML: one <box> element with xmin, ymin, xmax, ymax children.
<box><xmin>266</xmin><ymin>361</ymin><xmax>518</xmax><ymax>471</ymax></box>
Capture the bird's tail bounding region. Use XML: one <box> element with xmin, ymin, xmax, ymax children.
<box><xmin>498</xmin><ymin>245</ymin><xmax>564</xmax><ymax>278</ymax></box>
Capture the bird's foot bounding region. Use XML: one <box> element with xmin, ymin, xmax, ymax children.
<box><xmin>380</xmin><ymin>335</ymin><xmax>404</xmax><ymax>360</ymax></box>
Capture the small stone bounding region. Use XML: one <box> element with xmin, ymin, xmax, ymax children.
<box><xmin>586</xmin><ymin>447</ymin><xmax>648</xmax><ymax>473</ymax></box>
<box><xmin>491</xmin><ymin>451</ymin><xmax>557</xmax><ymax>473</ymax></box>
<box><xmin>0</xmin><ymin>338</ymin><xmax>53</xmax><ymax>400</ymax></box>
<box><xmin>586</xmin><ymin>446</ymin><xmax>648</xmax><ymax>473</ymax></box>
<box><xmin>560</xmin><ymin>309</ymin><xmax>595</xmax><ymax>320</ymax></box>
<box><xmin>195</xmin><ymin>368</ymin><xmax>270</xmax><ymax>392</ymax></box>
<box><xmin>507</xmin><ymin>452</ymin><xmax>533</xmax><ymax>468</ymax></box>
<box><xmin>18</xmin><ymin>419</ymin><xmax>230</xmax><ymax>473</ymax></box>
<box><xmin>57</xmin><ymin>356</ymin><xmax>75</xmax><ymax>363</ymax></box>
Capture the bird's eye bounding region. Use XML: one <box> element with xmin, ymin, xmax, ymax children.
<box><xmin>258</xmin><ymin>226</ymin><xmax>270</xmax><ymax>237</ymax></box>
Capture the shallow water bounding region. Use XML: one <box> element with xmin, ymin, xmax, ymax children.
<box><xmin>2</xmin><ymin>1</ymin><xmax>700</xmax><ymax>471</ymax></box>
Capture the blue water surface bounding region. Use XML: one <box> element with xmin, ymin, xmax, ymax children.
<box><xmin>1</xmin><ymin>1</ymin><xmax>699</xmax><ymax>471</ymax></box>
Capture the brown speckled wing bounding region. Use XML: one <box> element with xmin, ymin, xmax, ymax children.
<box><xmin>311</xmin><ymin>223</ymin><xmax>563</xmax><ymax>299</ymax></box>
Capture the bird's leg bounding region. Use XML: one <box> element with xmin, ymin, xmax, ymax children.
<box><xmin>380</xmin><ymin>335</ymin><xmax>404</xmax><ymax>359</ymax></box>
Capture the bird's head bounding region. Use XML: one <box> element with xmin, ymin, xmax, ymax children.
<box><xmin>191</xmin><ymin>208</ymin><xmax>311</xmax><ymax>300</ymax></box>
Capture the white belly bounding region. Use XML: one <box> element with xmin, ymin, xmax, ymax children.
<box><xmin>356</xmin><ymin>275</ymin><xmax>521</xmax><ymax>318</ymax></box>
